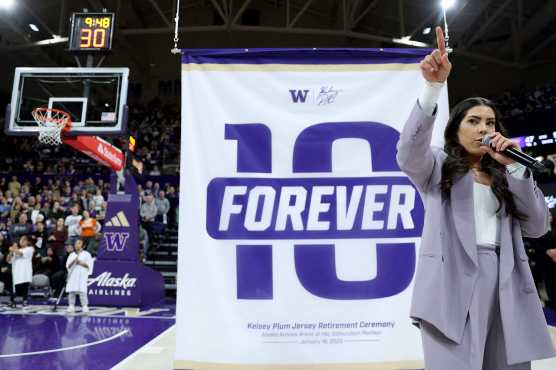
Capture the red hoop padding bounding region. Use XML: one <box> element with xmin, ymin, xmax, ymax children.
<box><xmin>64</xmin><ymin>136</ymin><xmax>125</xmax><ymax>172</ymax></box>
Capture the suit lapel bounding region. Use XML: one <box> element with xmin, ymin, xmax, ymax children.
<box><xmin>499</xmin><ymin>215</ymin><xmax>515</xmax><ymax>284</ymax></box>
<box><xmin>450</xmin><ymin>171</ymin><xmax>478</xmax><ymax>266</ymax></box>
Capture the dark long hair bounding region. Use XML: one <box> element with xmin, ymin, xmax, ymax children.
<box><xmin>440</xmin><ymin>97</ymin><xmax>527</xmax><ymax>220</ymax></box>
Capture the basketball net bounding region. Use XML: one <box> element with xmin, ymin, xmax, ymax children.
<box><xmin>32</xmin><ymin>107</ymin><xmax>72</xmax><ymax>146</ymax></box>
<box><xmin>31</xmin><ymin>107</ymin><xmax>125</xmax><ymax>172</ymax></box>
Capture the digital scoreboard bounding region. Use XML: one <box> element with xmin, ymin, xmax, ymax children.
<box><xmin>513</xmin><ymin>131</ymin><xmax>556</xmax><ymax>148</ymax></box>
<box><xmin>68</xmin><ymin>12</ymin><xmax>115</xmax><ymax>52</ymax></box>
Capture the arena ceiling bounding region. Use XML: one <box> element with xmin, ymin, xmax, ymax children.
<box><xmin>0</xmin><ymin>0</ymin><xmax>555</xmax><ymax>100</ymax></box>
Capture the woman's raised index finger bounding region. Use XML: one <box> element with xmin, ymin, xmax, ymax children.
<box><xmin>436</xmin><ymin>26</ymin><xmax>446</xmax><ymax>55</ymax></box>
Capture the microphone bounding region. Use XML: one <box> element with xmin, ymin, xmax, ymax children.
<box><xmin>481</xmin><ymin>135</ymin><xmax>546</xmax><ymax>171</ymax></box>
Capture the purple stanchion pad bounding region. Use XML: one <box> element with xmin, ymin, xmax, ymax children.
<box><xmin>88</xmin><ymin>174</ymin><xmax>165</xmax><ymax>307</ymax></box>
<box><xmin>88</xmin><ymin>260</ymin><xmax>164</xmax><ymax>307</ymax></box>
<box><xmin>96</xmin><ymin>193</ymin><xmax>138</xmax><ymax>261</ymax></box>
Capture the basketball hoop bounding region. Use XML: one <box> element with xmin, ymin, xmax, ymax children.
<box><xmin>31</xmin><ymin>107</ymin><xmax>72</xmax><ymax>146</ymax></box>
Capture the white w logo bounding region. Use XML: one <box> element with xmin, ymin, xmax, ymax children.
<box><xmin>104</xmin><ymin>232</ymin><xmax>130</xmax><ymax>251</ymax></box>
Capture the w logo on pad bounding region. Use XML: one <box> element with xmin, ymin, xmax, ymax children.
<box><xmin>104</xmin><ymin>212</ymin><xmax>131</xmax><ymax>252</ymax></box>
<box><xmin>104</xmin><ymin>232</ymin><xmax>130</xmax><ymax>252</ymax></box>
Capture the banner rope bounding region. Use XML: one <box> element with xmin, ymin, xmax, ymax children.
<box><xmin>171</xmin><ymin>0</ymin><xmax>182</xmax><ymax>54</ymax></box>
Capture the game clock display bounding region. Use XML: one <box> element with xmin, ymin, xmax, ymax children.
<box><xmin>68</xmin><ymin>12</ymin><xmax>115</xmax><ymax>52</ymax></box>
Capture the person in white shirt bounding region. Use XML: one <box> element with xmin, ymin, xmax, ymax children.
<box><xmin>92</xmin><ymin>189</ymin><xmax>104</xmax><ymax>212</ymax></box>
<box><xmin>65</xmin><ymin>239</ymin><xmax>93</xmax><ymax>313</ymax></box>
<box><xmin>155</xmin><ymin>190</ymin><xmax>170</xmax><ymax>224</ymax></box>
<box><xmin>6</xmin><ymin>236</ymin><xmax>34</xmax><ymax>308</ymax></box>
<box><xmin>64</xmin><ymin>206</ymin><xmax>82</xmax><ymax>247</ymax></box>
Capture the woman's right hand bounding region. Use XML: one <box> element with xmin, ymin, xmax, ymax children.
<box><xmin>420</xmin><ymin>26</ymin><xmax>452</xmax><ymax>83</ymax></box>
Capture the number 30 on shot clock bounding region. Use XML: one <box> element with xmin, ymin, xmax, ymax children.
<box><xmin>68</xmin><ymin>12</ymin><xmax>115</xmax><ymax>52</ymax></box>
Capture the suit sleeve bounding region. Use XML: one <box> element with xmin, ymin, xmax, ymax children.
<box><xmin>507</xmin><ymin>169</ymin><xmax>549</xmax><ymax>238</ymax></box>
<box><xmin>396</xmin><ymin>101</ymin><xmax>439</xmax><ymax>194</ymax></box>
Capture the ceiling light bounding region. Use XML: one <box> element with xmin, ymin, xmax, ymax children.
<box><xmin>392</xmin><ymin>36</ymin><xmax>428</xmax><ymax>48</ymax></box>
<box><xmin>0</xmin><ymin>0</ymin><xmax>15</xmax><ymax>9</ymax></box>
<box><xmin>29</xmin><ymin>24</ymin><xmax>39</xmax><ymax>32</ymax></box>
<box><xmin>441</xmin><ymin>0</ymin><xmax>456</xmax><ymax>9</ymax></box>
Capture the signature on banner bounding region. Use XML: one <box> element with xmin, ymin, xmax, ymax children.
<box><xmin>317</xmin><ymin>86</ymin><xmax>340</xmax><ymax>106</ymax></box>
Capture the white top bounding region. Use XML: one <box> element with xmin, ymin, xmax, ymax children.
<box><xmin>66</xmin><ymin>250</ymin><xmax>93</xmax><ymax>293</ymax></box>
<box><xmin>10</xmin><ymin>246</ymin><xmax>34</xmax><ymax>285</ymax></box>
<box><xmin>31</xmin><ymin>209</ymin><xmax>42</xmax><ymax>224</ymax></box>
<box><xmin>65</xmin><ymin>214</ymin><xmax>83</xmax><ymax>237</ymax></box>
<box><xmin>418</xmin><ymin>80</ymin><xmax>445</xmax><ymax>116</ymax></box>
<box><xmin>473</xmin><ymin>183</ymin><xmax>502</xmax><ymax>247</ymax></box>
<box><xmin>472</xmin><ymin>164</ymin><xmax>526</xmax><ymax>247</ymax></box>
<box><xmin>93</xmin><ymin>194</ymin><xmax>104</xmax><ymax>210</ymax></box>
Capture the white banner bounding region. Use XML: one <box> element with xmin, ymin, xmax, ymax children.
<box><xmin>176</xmin><ymin>49</ymin><xmax>449</xmax><ymax>370</ymax></box>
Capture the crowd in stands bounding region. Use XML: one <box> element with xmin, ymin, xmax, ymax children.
<box><xmin>0</xmin><ymin>175</ymin><xmax>178</xmax><ymax>306</ymax></box>
<box><xmin>493</xmin><ymin>82</ymin><xmax>556</xmax><ymax>119</ymax></box>
<box><xmin>528</xmin><ymin>211</ymin><xmax>556</xmax><ymax>312</ymax></box>
<box><xmin>127</xmin><ymin>103</ymin><xmax>181</xmax><ymax>175</ymax></box>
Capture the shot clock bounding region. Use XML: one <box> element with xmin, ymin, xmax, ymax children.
<box><xmin>68</xmin><ymin>12</ymin><xmax>115</xmax><ymax>52</ymax></box>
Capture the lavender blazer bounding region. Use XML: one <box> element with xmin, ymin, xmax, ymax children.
<box><xmin>396</xmin><ymin>102</ymin><xmax>556</xmax><ymax>364</ymax></box>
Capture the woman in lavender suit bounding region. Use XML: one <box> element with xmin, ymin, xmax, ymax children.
<box><xmin>397</xmin><ymin>27</ymin><xmax>555</xmax><ymax>370</ymax></box>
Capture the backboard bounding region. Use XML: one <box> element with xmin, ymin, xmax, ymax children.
<box><xmin>5</xmin><ymin>67</ymin><xmax>129</xmax><ymax>136</ymax></box>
